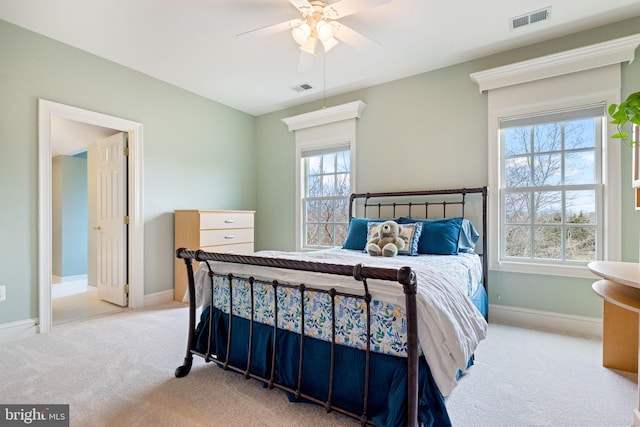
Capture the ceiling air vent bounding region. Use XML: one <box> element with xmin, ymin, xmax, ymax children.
<box><xmin>510</xmin><ymin>6</ymin><xmax>551</xmax><ymax>30</ymax></box>
<box><xmin>290</xmin><ymin>83</ymin><xmax>314</xmax><ymax>93</ymax></box>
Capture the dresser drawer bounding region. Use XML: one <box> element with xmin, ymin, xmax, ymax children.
<box><xmin>200</xmin><ymin>228</ymin><xmax>254</xmax><ymax>246</ymax></box>
<box><xmin>200</xmin><ymin>211</ymin><xmax>254</xmax><ymax>230</ymax></box>
<box><xmin>201</xmin><ymin>242</ymin><xmax>254</xmax><ymax>254</ymax></box>
<box><xmin>175</xmin><ymin>209</ymin><xmax>254</xmax><ymax>303</ymax></box>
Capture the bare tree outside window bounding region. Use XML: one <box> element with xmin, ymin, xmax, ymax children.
<box><xmin>502</xmin><ymin>115</ymin><xmax>599</xmax><ymax>263</ymax></box>
<box><xmin>303</xmin><ymin>150</ymin><xmax>350</xmax><ymax>248</ymax></box>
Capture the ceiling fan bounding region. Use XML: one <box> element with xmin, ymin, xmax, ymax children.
<box><xmin>237</xmin><ymin>0</ymin><xmax>390</xmax><ymax>68</ymax></box>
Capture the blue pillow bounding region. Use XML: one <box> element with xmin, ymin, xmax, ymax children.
<box><xmin>342</xmin><ymin>218</ymin><xmax>387</xmax><ymax>250</ymax></box>
<box><xmin>399</xmin><ymin>217</ymin><xmax>465</xmax><ymax>255</ymax></box>
<box><xmin>458</xmin><ymin>219</ymin><xmax>480</xmax><ymax>253</ymax></box>
<box><xmin>364</xmin><ymin>221</ymin><xmax>422</xmax><ymax>256</ymax></box>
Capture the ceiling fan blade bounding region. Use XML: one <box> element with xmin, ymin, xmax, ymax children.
<box><xmin>298</xmin><ymin>51</ymin><xmax>315</xmax><ymax>72</ymax></box>
<box><xmin>325</xmin><ymin>0</ymin><xmax>391</xmax><ymax>19</ymax></box>
<box><xmin>289</xmin><ymin>0</ymin><xmax>313</xmax><ymax>15</ymax></box>
<box><xmin>331</xmin><ymin>22</ymin><xmax>380</xmax><ymax>47</ymax></box>
<box><xmin>236</xmin><ymin>18</ymin><xmax>301</xmax><ymax>41</ymax></box>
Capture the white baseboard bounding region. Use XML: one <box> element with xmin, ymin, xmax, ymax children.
<box><xmin>489</xmin><ymin>304</ymin><xmax>603</xmax><ymax>338</ymax></box>
<box><xmin>0</xmin><ymin>318</ymin><xmax>39</xmax><ymax>344</ymax></box>
<box><xmin>52</xmin><ymin>274</ymin><xmax>87</xmax><ymax>283</ymax></box>
<box><xmin>144</xmin><ymin>289</ymin><xmax>174</xmax><ymax>307</ymax></box>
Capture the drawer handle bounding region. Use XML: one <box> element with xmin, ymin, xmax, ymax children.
<box><xmin>225</xmin><ymin>235</ymin><xmax>236</xmax><ymax>239</ymax></box>
<box><xmin>224</xmin><ymin>219</ymin><xmax>235</xmax><ymax>223</ymax></box>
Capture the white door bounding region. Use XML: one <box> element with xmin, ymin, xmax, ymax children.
<box><xmin>95</xmin><ymin>132</ymin><xmax>128</xmax><ymax>306</ymax></box>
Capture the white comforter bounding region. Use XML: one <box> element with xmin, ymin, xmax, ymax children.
<box><xmin>190</xmin><ymin>248</ymin><xmax>487</xmax><ymax>397</ymax></box>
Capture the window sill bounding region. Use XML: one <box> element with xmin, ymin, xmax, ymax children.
<box><xmin>490</xmin><ymin>260</ymin><xmax>599</xmax><ymax>280</ymax></box>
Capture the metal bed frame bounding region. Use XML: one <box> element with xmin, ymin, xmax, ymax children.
<box><xmin>174</xmin><ymin>187</ymin><xmax>488</xmax><ymax>426</ymax></box>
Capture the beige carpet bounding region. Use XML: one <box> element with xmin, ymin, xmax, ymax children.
<box><xmin>446</xmin><ymin>324</ymin><xmax>636</xmax><ymax>426</ymax></box>
<box><xmin>0</xmin><ymin>302</ymin><xmax>636</xmax><ymax>426</ymax></box>
<box><xmin>1</xmin><ymin>303</ymin><xmax>356</xmax><ymax>427</ymax></box>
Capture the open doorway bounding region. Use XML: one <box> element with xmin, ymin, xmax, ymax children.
<box><xmin>38</xmin><ymin>99</ymin><xmax>145</xmax><ymax>333</ymax></box>
<box><xmin>50</xmin><ymin>120</ymin><xmax>127</xmax><ymax>325</ymax></box>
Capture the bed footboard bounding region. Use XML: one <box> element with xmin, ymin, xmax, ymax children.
<box><xmin>174</xmin><ymin>248</ymin><xmax>420</xmax><ymax>427</ymax></box>
<box><xmin>174</xmin><ymin>254</ymin><xmax>196</xmax><ymax>379</ymax></box>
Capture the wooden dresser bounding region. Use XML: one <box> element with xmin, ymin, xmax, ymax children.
<box><xmin>174</xmin><ymin>210</ymin><xmax>255</xmax><ymax>301</ymax></box>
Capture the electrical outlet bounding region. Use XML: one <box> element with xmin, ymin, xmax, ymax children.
<box><xmin>0</xmin><ymin>285</ymin><xmax>5</xmax><ymax>302</ymax></box>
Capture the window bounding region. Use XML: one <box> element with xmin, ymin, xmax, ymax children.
<box><xmin>302</xmin><ymin>146</ymin><xmax>351</xmax><ymax>248</ymax></box>
<box><xmin>471</xmin><ymin>42</ymin><xmax>629</xmax><ymax>276</ymax></box>
<box><xmin>283</xmin><ymin>101</ymin><xmax>365</xmax><ymax>251</ymax></box>
<box><xmin>500</xmin><ymin>107</ymin><xmax>603</xmax><ymax>264</ymax></box>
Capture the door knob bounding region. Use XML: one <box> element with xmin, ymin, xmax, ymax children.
<box><xmin>93</xmin><ymin>226</ymin><xmax>102</xmax><ymax>231</ymax></box>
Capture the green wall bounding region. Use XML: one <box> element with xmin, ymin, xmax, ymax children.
<box><xmin>0</xmin><ymin>19</ymin><xmax>256</xmax><ymax>325</ymax></box>
<box><xmin>52</xmin><ymin>155</ymin><xmax>88</xmax><ymax>277</ymax></box>
<box><xmin>255</xmin><ymin>16</ymin><xmax>640</xmax><ymax>319</ymax></box>
<box><xmin>1</xmin><ymin>15</ymin><xmax>639</xmax><ymax>328</ymax></box>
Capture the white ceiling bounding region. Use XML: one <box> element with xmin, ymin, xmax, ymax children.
<box><xmin>0</xmin><ymin>0</ymin><xmax>640</xmax><ymax>115</ymax></box>
<box><xmin>2</xmin><ymin>0</ymin><xmax>640</xmax><ymax>120</ymax></box>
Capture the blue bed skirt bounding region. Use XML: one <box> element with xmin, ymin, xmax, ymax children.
<box><xmin>194</xmin><ymin>285</ymin><xmax>487</xmax><ymax>427</ymax></box>
<box><xmin>470</xmin><ymin>284</ymin><xmax>488</xmax><ymax>319</ymax></box>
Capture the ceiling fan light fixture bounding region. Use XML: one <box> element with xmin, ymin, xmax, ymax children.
<box><xmin>239</xmin><ymin>0</ymin><xmax>389</xmax><ymax>65</ymax></box>
<box><xmin>292</xmin><ymin>23</ymin><xmax>311</xmax><ymax>45</ymax></box>
<box><xmin>300</xmin><ymin>36</ymin><xmax>317</xmax><ymax>55</ymax></box>
<box><xmin>321</xmin><ymin>37</ymin><xmax>338</xmax><ymax>52</ymax></box>
<box><xmin>315</xmin><ymin>19</ymin><xmax>333</xmax><ymax>41</ymax></box>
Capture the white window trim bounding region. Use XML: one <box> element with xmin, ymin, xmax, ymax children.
<box><xmin>497</xmin><ymin>105</ymin><xmax>605</xmax><ymax>273</ymax></box>
<box><xmin>491</xmin><ymin>90</ymin><xmax>619</xmax><ymax>279</ymax></box>
<box><xmin>471</xmin><ymin>34</ymin><xmax>640</xmax><ymax>279</ymax></box>
<box><xmin>470</xmin><ymin>33</ymin><xmax>640</xmax><ymax>93</ymax></box>
<box><xmin>283</xmin><ymin>101</ymin><xmax>366</xmax><ymax>251</ymax></box>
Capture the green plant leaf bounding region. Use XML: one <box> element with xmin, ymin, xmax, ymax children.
<box><xmin>608</xmin><ymin>92</ymin><xmax>640</xmax><ymax>145</ymax></box>
<box><xmin>624</xmin><ymin>105</ymin><xmax>637</xmax><ymax>116</ymax></box>
<box><xmin>628</xmin><ymin>92</ymin><xmax>640</xmax><ymax>103</ymax></box>
<box><xmin>610</xmin><ymin>111</ymin><xmax>628</xmax><ymax>124</ymax></box>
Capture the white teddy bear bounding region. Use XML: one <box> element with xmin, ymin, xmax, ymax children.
<box><xmin>366</xmin><ymin>220</ymin><xmax>405</xmax><ymax>257</ymax></box>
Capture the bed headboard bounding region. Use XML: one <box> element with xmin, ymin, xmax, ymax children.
<box><xmin>348</xmin><ymin>187</ymin><xmax>488</xmax><ymax>293</ymax></box>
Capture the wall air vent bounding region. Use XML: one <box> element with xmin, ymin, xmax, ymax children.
<box><xmin>510</xmin><ymin>6</ymin><xmax>551</xmax><ymax>30</ymax></box>
<box><xmin>290</xmin><ymin>83</ymin><xmax>314</xmax><ymax>93</ymax></box>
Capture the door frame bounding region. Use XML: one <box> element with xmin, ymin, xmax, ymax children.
<box><xmin>38</xmin><ymin>99</ymin><xmax>144</xmax><ymax>333</ymax></box>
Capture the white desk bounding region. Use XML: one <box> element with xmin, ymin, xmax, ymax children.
<box><xmin>589</xmin><ymin>261</ymin><xmax>640</xmax><ymax>426</ymax></box>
